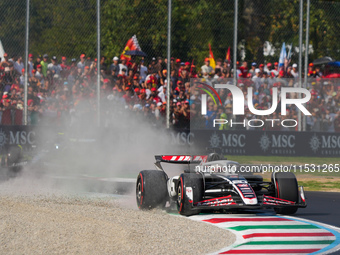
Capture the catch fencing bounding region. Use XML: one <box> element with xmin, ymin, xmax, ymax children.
<box><xmin>0</xmin><ymin>0</ymin><xmax>339</xmax><ymax>130</ymax></box>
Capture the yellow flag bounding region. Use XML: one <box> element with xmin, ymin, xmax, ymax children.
<box><xmin>209</xmin><ymin>43</ymin><xmax>216</xmax><ymax>69</ymax></box>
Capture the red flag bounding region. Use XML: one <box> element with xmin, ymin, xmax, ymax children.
<box><xmin>208</xmin><ymin>43</ymin><xmax>216</xmax><ymax>69</ymax></box>
<box><xmin>190</xmin><ymin>59</ymin><xmax>194</xmax><ymax>73</ymax></box>
<box><xmin>120</xmin><ymin>35</ymin><xmax>141</xmax><ymax>60</ymax></box>
<box><xmin>226</xmin><ymin>46</ymin><xmax>231</xmax><ymax>62</ymax></box>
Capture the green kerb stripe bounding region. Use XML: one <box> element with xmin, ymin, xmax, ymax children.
<box><xmin>243</xmin><ymin>240</ymin><xmax>334</xmax><ymax>245</ymax></box>
<box><xmin>228</xmin><ymin>225</ymin><xmax>319</xmax><ymax>231</ymax></box>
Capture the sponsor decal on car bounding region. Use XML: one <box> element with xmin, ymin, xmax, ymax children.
<box><xmin>186</xmin><ymin>187</ymin><xmax>193</xmax><ymax>203</ymax></box>
<box><xmin>263</xmin><ymin>195</ymin><xmax>296</xmax><ymax>205</ymax></box>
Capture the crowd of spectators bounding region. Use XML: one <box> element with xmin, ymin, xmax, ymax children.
<box><xmin>0</xmin><ymin>53</ymin><xmax>339</xmax><ymax>132</ymax></box>
<box><xmin>193</xmin><ymin>60</ymin><xmax>340</xmax><ymax>132</ymax></box>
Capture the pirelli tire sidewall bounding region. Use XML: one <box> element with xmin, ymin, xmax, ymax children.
<box><xmin>272</xmin><ymin>171</ymin><xmax>299</xmax><ymax>215</ymax></box>
<box><xmin>177</xmin><ymin>173</ymin><xmax>204</xmax><ymax>216</ymax></box>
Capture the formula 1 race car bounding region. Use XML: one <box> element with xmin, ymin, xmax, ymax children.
<box><xmin>136</xmin><ymin>154</ymin><xmax>307</xmax><ymax>216</ymax></box>
<box><xmin>0</xmin><ymin>145</ymin><xmax>28</xmax><ymax>178</ymax></box>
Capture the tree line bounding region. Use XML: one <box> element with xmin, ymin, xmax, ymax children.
<box><xmin>0</xmin><ymin>0</ymin><xmax>339</xmax><ymax>66</ymax></box>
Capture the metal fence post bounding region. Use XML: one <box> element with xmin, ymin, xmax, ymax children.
<box><xmin>166</xmin><ymin>0</ymin><xmax>172</xmax><ymax>129</ymax></box>
<box><xmin>97</xmin><ymin>0</ymin><xmax>101</xmax><ymax>127</ymax></box>
<box><xmin>24</xmin><ymin>0</ymin><xmax>30</xmax><ymax>125</ymax></box>
<box><xmin>298</xmin><ymin>0</ymin><xmax>303</xmax><ymax>132</ymax></box>
<box><xmin>233</xmin><ymin>0</ymin><xmax>238</xmax><ymax>86</ymax></box>
<box><xmin>303</xmin><ymin>0</ymin><xmax>310</xmax><ymax>131</ymax></box>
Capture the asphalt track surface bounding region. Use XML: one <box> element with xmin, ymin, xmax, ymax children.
<box><xmin>296</xmin><ymin>191</ymin><xmax>340</xmax><ymax>228</ymax></box>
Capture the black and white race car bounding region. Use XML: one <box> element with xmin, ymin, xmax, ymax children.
<box><xmin>136</xmin><ymin>153</ymin><xmax>307</xmax><ymax>216</ymax></box>
<box><xmin>0</xmin><ymin>145</ymin><xmax>29</xmax><ymax>178</ymax></box>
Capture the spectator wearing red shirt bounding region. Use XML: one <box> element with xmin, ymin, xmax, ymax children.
<box><xmin>10</xmin><ymin>83</ymin><xmax>20</xmax><ymax>92</ymax></box>
<box><xmin>189</xmin><ymin>64</ymin><xmax>198</xmax><ymax>78</ymax></box>
<box><xmin>184</xmin><ymin>61</ymin><xmax>191</xmax><ymax>71</ymax></box>
<box><xmin>148</xmin><ymin>87</ymin><xmax>162</xmax><ymax>105</ymax></box>
<box><xmin>239</xmin><ymin>61</ymin><xmax>248</xmax><ymax>78</ymax></box>
<box><xmin>1</xmin><ymin>98</ymin><xmax>12</xmax><ymax>125</ymax></box>
<box><xmin>308</xmin><ymin>63</ymin><xmax>314</xmax><ymax>76</ymax></box>
<box><xmin>60</xmin><ymin>56</ymin><xmax>70</xmax><ymax>79</ymax></box>
<box><xmin>118</xmin><ymin>68</ymin><xmax>127</xmax><ymax>85</ymax></box>
<box><xmin>145</xmin><ymin>69</ymin><xmax>158</xmax><ymax>88</ymax></box>
<box><xmin>178</xmin><ymin>62</ymin><xmax>186</xmax><ymax>77</ymax></box>
<box><xmin>126</xmin><ymin>57</ymin><xmax>138</xmax><ymax>74</ymax></box>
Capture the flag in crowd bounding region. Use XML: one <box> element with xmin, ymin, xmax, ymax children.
<box><xmin>0</xmin><ymin>39</ymin><xmax>5</xmax><ymax>60</ymax></box>
<box><xmin>287</xmin><ymin>43</ymin><xmax>293</xmax><ymax>61</ymax></box>
<box><xmin>278</xmin><ymin>42</ymin><xmax>287</xmax><ymax>69</ymax></box>
<box><xmin>120</xmin><ymin>35</ymin><xmax>141</xmax><ymax>60</ymax></box>
<box><xmin>190</xmin><ymin>59</ymin><xmax>194</xmax><ymax>73</ymax></box>
<box><xmin>285</xmin><ymin>43</ymin><xmax>293</xmax><ymax>70</ymax></box>
<box><xmin>225</xmin><ymin>46</ymin><xmax>231</xmax><ymax>62</ymax></box>
<box><xmin>208</xmin><ymin>43</ymin><xmax>216</xmax><ymax>69</ymax></box>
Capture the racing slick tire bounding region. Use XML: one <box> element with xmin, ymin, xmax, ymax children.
<box><xmin>3</xmin><ymin>145</ymin><xmax>24</xmax><ymax>175</ymax></box>
<box><xmin>272</xmin><ymin>172</ymin><xmax>299</xmax><ymax>215</ymax></box>
<box><xmin>136</xmin><ymin>170</ymin><xmax>168</xmax><ymax>210</ymax></box>
<box><xmin>177</xmin><ymin>173</ymin><xmax>204</xmax><ymax>216</ymax></box>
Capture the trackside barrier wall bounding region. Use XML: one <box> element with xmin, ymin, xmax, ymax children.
<box><xmin>0</xmin><ymin>126</ymin><xmax>339</xmax><ymax>157</ymax></box>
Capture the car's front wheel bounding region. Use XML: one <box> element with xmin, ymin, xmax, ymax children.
<box><xmin>272</xmin><ymin>172</ymin><xmax>299</xmax><ymax>215</ymax></box>
<box><xmin>177</xmin><ymin>173</ymin><xmax>204</xmax><ymax>216</ymax></box>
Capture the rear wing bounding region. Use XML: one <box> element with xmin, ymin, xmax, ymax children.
<box><xmin>155</xmin><ymin>155</ymin><xmax>207</xmax><ymax>164</ymax></box>
<box><xmin>154</xmin><ymin>155</ymin><xmax>207</xmax><ymax>171</ymax></box>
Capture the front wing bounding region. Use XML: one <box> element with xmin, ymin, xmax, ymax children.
<box><xmin>190</xmin><ymin>186</ymin><xmax>307</xmax><ymax>211</ymax></box>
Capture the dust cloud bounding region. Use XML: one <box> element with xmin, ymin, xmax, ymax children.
<box><xmin>0</xmin><ymin>99</ymin><xmax>189</xmax><ymax>196</ymax></box>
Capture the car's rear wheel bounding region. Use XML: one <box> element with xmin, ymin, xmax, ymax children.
<box><xmin>177</xmin><ymin>173</ymin><xmax>204</xmax><ymax>216</ymax></box>
<box><xmin>272</xmin><ymin>172</ymin><xmax>299</xmax><ymax>215</ymax></box>
<box><xmin>136</xmin><ymin>170</ymin><xmax>168</xmax><ymax>210</ymax></box>
<box><xmin>7</xmin><ymin>146</ymin><xmax>23</xmax><ymax>166</ymax></box>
